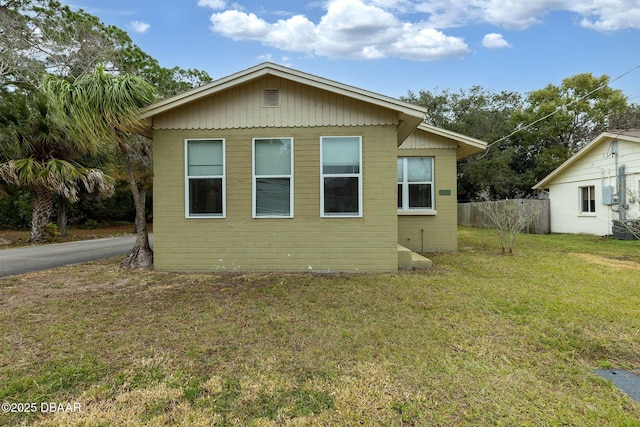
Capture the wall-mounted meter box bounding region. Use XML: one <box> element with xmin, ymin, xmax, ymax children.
<box><xmin>602</xmin><ymin>185</ymin><xmax>617</xmax><ymax>205</ymax></box>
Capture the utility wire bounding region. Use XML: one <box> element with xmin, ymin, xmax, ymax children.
<box><xmin>480</xmin><ymin>64</ymin><xmax>640</xmax><ymax>156</ymax></box>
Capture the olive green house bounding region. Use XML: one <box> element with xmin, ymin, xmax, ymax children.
<box><xmin>142</xmin><ymin>63</ymin><xmax>485</xmax><ymax>273</ymax></box>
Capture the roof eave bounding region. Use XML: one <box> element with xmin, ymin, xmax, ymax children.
<box><xmin>416</xmin><ymin>123</ymin><xmax>487</xmax><ymax>159</ymax></box>
<box><xmin>141</xmin><ymin>63</ymin><xmax>428</xmax><ymax>128</ymax></box>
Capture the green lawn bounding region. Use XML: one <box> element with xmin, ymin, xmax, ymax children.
<box><xmin>1</xmin><ymin>227</ymin><xmax>639</xmax><ymax>426</ymax></box>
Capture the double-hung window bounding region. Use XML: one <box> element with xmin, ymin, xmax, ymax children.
<box><xmin>320</xmin><ymin>136</ymin><xmax>362</xmax><ymax>217</ymax></box>
<box><xmin>185</xmin><ymin>139</ymin><xmax>225</xmax><ymax>218</ymax></box>
<box><xmin>580</xmin><ymin>185</ymin><xmax>596</xmax><ymax>213</ymax></box>
<box><xmin>397</xmin><ymin>157</ymin><xmax>434</xmax><ymax>210</ymax></box>
<box><xmin>253</xmin><ymin>138</ymin><xmax>293</xmax><ymax>218</ymax></box>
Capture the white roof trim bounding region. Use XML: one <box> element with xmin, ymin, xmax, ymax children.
<box><xmin>141</xmin><ymin>62</ymin><xmax>428</xmax><ymax>145</ymax></box>
<box><xmin>533</xmin><ymin>131</ymin><xmax>640</xmax><ymax>190</ymax></box>
<box><xmin>417</xmin><ymin>123</ymin><xmax>487</xmax><ymax>158</ymax></box>
<box><xmin>142</xmin><ymin>62</ymin><xmax>428</xmax><ymax>121</ymax></box>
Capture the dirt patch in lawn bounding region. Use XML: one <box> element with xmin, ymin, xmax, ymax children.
<box><xmin>0</xmin><ymin>262</ymin><xmax>260</xmax><ymax>311</ymax></box>
<box><xmin>569</xmin><ymin>253</ymin><xmax>640</xmax><ymax>271</ymax></box>
<box><xmin>0</xmin><ymin>260</ymin><xmax>155</xmax><ymax>310</ymax></box>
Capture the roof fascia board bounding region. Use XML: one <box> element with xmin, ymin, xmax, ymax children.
<box><xmin>142</xmin><ymin>62</ymin><xmax>428</xmax><ymax>122</ymax></box>
<box><xmin>141</xmin><ymin>64</ymin><xmax>272</xmax><ymax>118</ymax></box>
<box><xmin>417</xmin><ymin>123</ymin><xmax>487</xmax><ymax>157</ymax></box>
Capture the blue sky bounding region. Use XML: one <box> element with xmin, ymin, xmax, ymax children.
<box><xmin>66</xmin><ymin>0</ymin><xmax>640</xmax><ymax>102</ymax></box>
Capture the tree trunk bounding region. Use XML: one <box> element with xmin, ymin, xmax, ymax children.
<box><xmin>57</xmin><ymin>196</ymin><xmax>67</xmax><ymax>237</ymax></box>
<box><xmin>29</xmin><ymin>187</ymin><xmax>54</xmax><ymax>243</ymax></box>
<box><xmin>118</xmin><ymin>139</ymin><xmax>153</xmax><ymax>269</ymax></box>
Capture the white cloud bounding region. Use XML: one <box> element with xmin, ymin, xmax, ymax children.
<box><xmin>482</xmin><ymin>33</ymin><xmax>512</xmax><ymax>49</ymax></box>
<box><xmin>267</xmin><ymin>15</ymin><xmax>319</xmax><ymax>53</ymax></box>
<box><xmin>210</xmin><ymin>10</ymin><xmax>271</xmax><ymax>39</ymax></box>
<box><xmin>573</xmin><ymin>0</ymin><xmax>640</xmax><ymax>31</ymax></box>
<box><xmin>208</xmin><ymin>0</ymin><xmax>469</xmax><ymax>61</ymax></box>
<box><xmin>203</xmin><ymin>0</ymin><xmax>640</xmax><ymax>62</ymax></box>
<box><xmin>128</xmin><ymin>20</ymin><xmax>150</xmax><ymax>34</ymax></box>
<box><xmin>414</xmin><ymin>0</ymin><xmax>640</xmax><ymax>31</ymax></box>
<box><xmin>197</xmin><ymin>0</ymin><xmax>226</xmax><ymax>10</ymax></box>
<box><xmin>392</xmin><ymin>24</ymin><xmax>470</xmax><ymax>60</ymax></box>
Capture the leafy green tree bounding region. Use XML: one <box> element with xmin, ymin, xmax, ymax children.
<box><xmin>405</xmin><ymin>75</ymin><xmax>631</xmax><ymax>199</ymax></box>
<box><xmin>0</xmin><ymin>188</ymin><xmax>31</xmax><ymax>229</ymax></box>
<box><xmin>2</xmin><ymin>0</ymin><xmax>211</xmax><ymax>237</ymax></box>
<box><xmin>402</xmin><ymin>88</ymin><xmax>453</xmax><ymax>129</ymax></box>
<box><xmin>509</xmin><ymin>73</ymin><xmax>628</xmax><ymax>192</ymax></box>
<box><xmin>402</xmin><ymin>86</ymin><xmax>523</xmax><ymax>200</ymax></box>
<box><xmin>609</xmin><ymin>101</ymin><xmax>640</xmax><ymax>130</ymax></box>
<box><xmin>44</xmin><ymin>67</ymin><xmax>155</xmax><ymax>268</ymax></box>
<box><xmin>1</xmin><ymin>0</ymin><xmax>211</xmax><ymax>91</ymax></box>
<box><xmin>0</xmin><ymin>89</ymin><xmax>113</xmax><ymax>242</ymax></box>
<box><xmin>513</xmin><ymin>73</ymin><xmax>628</xmax><ymax>152</ymax></box>
<box><xmin>1</xmin><ymin>0</ymin><xmax>121</xmax><ymax>88</ymax></box>
<box><xmin>458</xmin><ymin>147</ymin><xmax>521</xmax><ymax>201</ymax></box>
<box><xmin>403</xmin><ymin>86</ymin><xmax>522</xmax><ymax>140</ymax></box>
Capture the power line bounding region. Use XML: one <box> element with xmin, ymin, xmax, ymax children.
<box><xmin>480</xmin><ymin>64</ymin><xmax>640</xmax><ymax>155</ymax></box>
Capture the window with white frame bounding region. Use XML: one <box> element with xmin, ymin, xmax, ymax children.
<box><xmin>580</xmin><ymin>185</ymin><xmax>596</xmax><ymax>213</ymax></box>
<box><xmin>320</xmin><ymin>136</ymin><xmax>362</xmax><ymax>217</ymax></box>
<box><xmin>253</xmin><ymin>138</ymin><xmax>293</xmax><ymax>217</ymax></box>
<box><xmin>397</xmin><ymin>157</ymin><xmax>434</xmax><ymax>210</ymax></box>
<box><xmin>185</xmin><ymin>139</ymin><xmax>225</xmax><ymax>217</ymax></box>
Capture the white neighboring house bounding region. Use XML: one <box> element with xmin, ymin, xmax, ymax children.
<box><xmin>533</xmin><ymin>130</ymin><xmax>640</xmax><ymax>236</ymax></box>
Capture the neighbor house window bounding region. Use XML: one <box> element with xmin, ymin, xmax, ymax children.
<box><xmin>320</xmin><ymin>136</ymin><xmax>362</xmax><ymax>217</ymax></box>
<box><xmin>397</xmin><ymin>157</ymin><xmax>434</xmax><ymax>210</ymax></box>
<box><xmin>185</xmin><ymin>139</ymin><xmax>225</xmax><ymax>218</ymax></box>
<box><xmin>253</xmin><ymin>138</ymin><xmax>293</xmax><ymax>217</ymax></box>
<box><xmin>580</xmin><ymin>186</ymin><xmax>596</xmax><ymax>213</ymax></box>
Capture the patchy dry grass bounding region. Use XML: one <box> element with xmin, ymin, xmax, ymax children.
<box><xmin>1</xmin><ymin>227</ymin><xmax>640</xmax><ymax>426</ymax></box>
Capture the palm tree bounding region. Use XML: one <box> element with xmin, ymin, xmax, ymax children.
<box><xmin>0</xmin><ymin>90</ymin><xmax>113</xmax><ymax>243</ymax></box>
<box><xmin>43</xmin><ymin>66</ymin><xmax>156</xmax><ymax>268</ymax></box>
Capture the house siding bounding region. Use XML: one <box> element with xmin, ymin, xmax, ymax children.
<box><xmin>397</xmin><ymin>136</ymin><xmax>459</xmax><ymax>252</ymax></box>
<box><xmin>398</xmin><ymin>129</ymin><xmax>458</xmax><ymax>150</ymax></box>
<box><xmin>153</xmin><ymin>125</ymin><xmax>399</xmax><ymax>272</ymax></box>
<box><xmin>152</xmin><ymin>75</ymin><xmax>399</xmax><ymax>131</ymax></box>
<box><xmin>546</xmin><ymin>138</ymin><xmax>640</xmax><ymax>235</ymax></box>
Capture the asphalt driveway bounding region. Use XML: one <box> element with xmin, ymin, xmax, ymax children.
<box><xmin>0</xmin><ymin>235</ymin><xmax>153</xmax><ymax>277</ymax></box>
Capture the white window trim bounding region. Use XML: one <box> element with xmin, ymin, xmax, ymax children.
<box><xmin>397</xmin><ymin>157</ymin><xmax>435</xmax><ymax>213</ymax></box>
<box><xmin>320</xmin><ymin>136</ymin><xmax>363</xmax><ymax>218</ymax></box>
<box><xmin>579</xmin><ymin>185</ymin><xmax>596</xmax><ymax>215</ymax></box>
<box><xmin>398</xmin><ymin>210</ymin><xmax>437</xmax><ymax>216</ymax></box>
<box><xmin>184</xmin><ymin>138</ymin><xmax>226</xmax><ymax>219</ymax></box>
<box><xmin>252</xmin><ymin>137</ymin><xmax>294</xmax><ymax>218</ymax></box>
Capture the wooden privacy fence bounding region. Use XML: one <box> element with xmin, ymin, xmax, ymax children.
<box><xmin>458</xmin><ymin>199</ymin><xmax>550</xmax><ymax>234</ymax></box>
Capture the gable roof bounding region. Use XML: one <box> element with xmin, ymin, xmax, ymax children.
<box><xmin>141</xmin><ymin>62</ymin><xmax>428</xmax><ymax>144</ymax></box>
<box><xmin>533</xmin><ymin>130</ymin><xmax>640</xmax><ymax>190</ymax></box>
<box><xmin>414</xmin><ymin>123</ymin><xmax>488</xmax><ymax>159</ymax></box>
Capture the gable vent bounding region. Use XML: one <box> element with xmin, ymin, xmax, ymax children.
<box><xmin>263</xmin><ymin>89</ymin><xmax>280</xmax><ymax>107</ymax></box>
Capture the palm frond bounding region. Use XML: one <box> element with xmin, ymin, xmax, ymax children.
<box><xmin>81</xmin><ymin>168</ymin><xmax>115</xmax><ymax>198</ymax></box>
<box><xmin>0</xmin><ymin>160</ymin><xmax>20</xmax><ymax>185</ymax></box>
<box><xmin>42</xmin><ymin>66</ymin><xmax>155</xmax><ymax>145</ymax></box>
<box><xmin>0</xmin><ymin>157</ymin><xmax>114</xmax><ymax>203</ymax></box>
